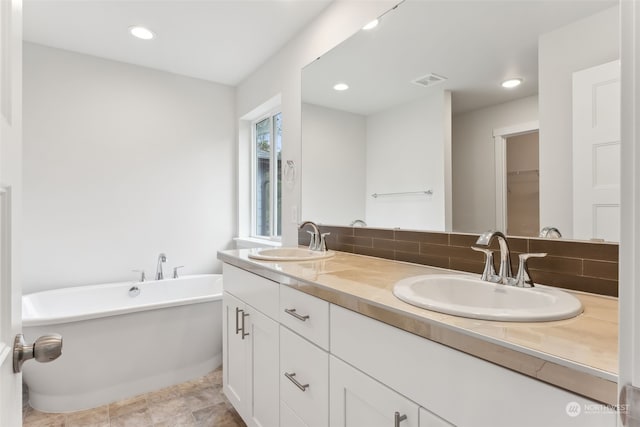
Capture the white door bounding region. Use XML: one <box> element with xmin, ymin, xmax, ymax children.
<box><xmin>0</xmin><ymin>0</ymin><xmax>22</xmax><ymax>425</ymax></box>
<box><xmin>572</xmin><ymin>60</ymin><xmax>621</xmax><ymax>242</ymax></box>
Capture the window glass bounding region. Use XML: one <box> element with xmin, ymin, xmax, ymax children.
<box><xmin>274</xmin><ymin>113</ymin><xmax>282</xmax><ymax>237</ymax></box>
<box><xmin>253</xmin><ymin>112</ymin><xmax>281</xmax><ymax>238</ymax></box>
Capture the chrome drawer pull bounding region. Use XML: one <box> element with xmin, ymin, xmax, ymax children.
<box><xmin>284</xmin><ymin>308</ymin><xmax>310</xmax><ymax>322</ymax></box>
<box><xmin>394</xmin><ymin>412</ymin><xmax>407</xmax><ymax>427</ymax></box>
<box><xmin>284</xmin><ymin>372</ymin><xmax>309</xmax><ymax>392</ymax></box>
<box><xmin>235</xmin><ymin>307</ymin><xmax>243</xmax><ymax>335</ymax></box>
<box><xmin>241</xmin><ymin>312</ymin><xmax>250</xmax><ymax>339</ymax></box>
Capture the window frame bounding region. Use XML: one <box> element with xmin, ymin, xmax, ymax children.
<box><xmin>250</xmin><ymin>108</ymin><xmax>282</xmax><ymax>241</ymax></box>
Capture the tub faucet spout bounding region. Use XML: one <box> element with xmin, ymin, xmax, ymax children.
<box><xmin>156</xmin><ymin>253</ymin><xmax>167</xmax><ymax>280</ymax></box>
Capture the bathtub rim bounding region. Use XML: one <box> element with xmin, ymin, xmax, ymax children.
<box><xmin>23</xmin><ymin>274</ymin><xmax>223</xmax><ymax>327</ymax></box>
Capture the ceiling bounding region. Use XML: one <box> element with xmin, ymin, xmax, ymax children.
<box><xmin>23</xmin><ymin>0</ymin><xmax>333</xmax><ymax>86</ymax></box>
<box><xmin>302</xmin><ymin>0</ymin><xmax>617</xmax><ymax>115</ymax></box>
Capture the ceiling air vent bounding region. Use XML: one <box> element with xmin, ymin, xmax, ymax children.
<box><xmin>411</xmin><ymin>73</ymin><xmax>448</xmax><ymax>87</ymax></box>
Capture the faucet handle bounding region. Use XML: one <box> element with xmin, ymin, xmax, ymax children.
<box><xmin>319</xmin><ymin>232</ymin><xmax>331</xmax><ymax>251</ymax></box>
<box><xmin>132</xmin><ymin>270</ymin><xmax>146</xmax><ymax>282</ymax></box>
<box><xmin>306</xmin><ymin>230</ymin><xmax>317</xmax><ymax>250</ymax></box>
<box><xmin>172</xmin><ymin>266</ymin><xmax>184</xmax><ymax>279</ymax></box>
<box><xmin>471</xmin><ymin>247</ymin><xmax>499</xmax><ymax>282</ymax></box>
<box><xmin>514</xmin><ymin>253</ymin><xmax>547</xmax><ymax>287</ymax></box>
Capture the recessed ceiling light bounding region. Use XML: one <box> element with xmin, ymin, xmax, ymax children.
<box><xmin>333</xmin><ymin>83</ymin><xmax>349</xmax><ymax>91</ymax></box>
<box><xmin>362</xmin><ymin>19</ymin><xmax>379</xmax><ymax>30</ymax></box>
<box><xmin>129</xmin><ymin>26</ymin><xmax>155</xmax><ymax>40</ymax></box>
<box><xmin>501</xmin><ymin>78</ymin><xmax>522</xmax><ymax>89</ymax></box>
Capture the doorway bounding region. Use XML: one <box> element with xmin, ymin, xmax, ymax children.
<box><xmin>492</xmin><ymin>120</ymin><xmax>539</xmax><ymax>236</ymax></box>
<box><xmin>505</xmin><ymin>131</ymin><xmax>540</xmax><ymax>236</ymax></box>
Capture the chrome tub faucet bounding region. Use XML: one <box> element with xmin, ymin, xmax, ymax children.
<box><xmin>156</xmin><ymin>253</ymin><xmax>167</xmax><ymax>280</ymax></box>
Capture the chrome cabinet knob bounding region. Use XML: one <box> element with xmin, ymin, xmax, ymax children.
<box><xmin>13</xmin><ymin>333</ymin><xmax>63</xmax><ymax>373</ymax></box>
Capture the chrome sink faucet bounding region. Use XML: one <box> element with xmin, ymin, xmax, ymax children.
<box><xmin>539</xmin><ymin>226</ymin><xmax>562</xmax><ymax>238</ymax></box>
<box><xmin>299</xmin><ymin>221</ymin><xmax>330</xmax><ymax>252</ymax></box>
<box><xmin>474</xmin><ymin>230</ymin><xmax>512</xmax><ymax>282</ymax></box>
<box><xmin>156</xmin><ymin>253</ymin><xmax>167</xmax><ymax>280</ymax></box>
<box><xmin>473</xmin><ymin>230</ymin><xmax>547</xmax><ymax>287</ymax></box>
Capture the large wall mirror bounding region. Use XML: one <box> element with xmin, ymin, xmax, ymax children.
<box><xmin>301</xmin><ymin>0</ymin><xmax>620</xmax><ymax>242</ymax></box>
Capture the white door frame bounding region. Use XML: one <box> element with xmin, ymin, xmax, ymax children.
<box><xmin>0</xmin><ymin>0</ymin><xmax>22</xmax><ymax>424</ymax></box>
<box><xmin>492</xmin><ymin>121</ymin><xmax>540</xmax><ymax>233</ymax></box>
<box><xmin>619</xmin><ymin>0</ymin><xmax>639</xmax><ymax>424</ymax></box>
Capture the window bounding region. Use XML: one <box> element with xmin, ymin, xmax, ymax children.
<box><xmin>253</xmin><ymin>111</ymin><xmax>282</xmax><ymax>238</ymax></box>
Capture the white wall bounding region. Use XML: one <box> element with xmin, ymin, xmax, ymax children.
<box><xmin>538</xmin><ymin>5</ymin><xmax>619</xmax><ymax>238</ymax></box>
<box><xmin>366</xmin><ymin>92</ymin><xmax>451</xmax><ymax>230</ymax></box>
<box><xmin>236</xmin><ymin>0</ymin><xmax>396</xmax><ymax>245</ymax></box>
<box><xmin>23</xmin><ymin>43</ymin><xmax>236</xmax><ymax>292</ymax></box>
<box><xmin>452</xmin><ymin>95</ymin><xmax>538</xmax><ymax>233</ymax></box>
<box><xmin>302</xmin><ymin>103</ymin><xmax>366</xmax><ymax>225</ymax></box>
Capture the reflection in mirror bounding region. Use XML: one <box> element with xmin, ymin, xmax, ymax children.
<box><xmin>301</xmin><ymin>0</ymin><xmax>620</xmax><ymax>242</ymax></box>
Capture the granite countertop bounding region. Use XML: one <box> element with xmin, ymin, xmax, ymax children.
<box><xmin>217</xmin><ymin>248</ymin><xmax>618</xmax><ymax>405</ymax></box>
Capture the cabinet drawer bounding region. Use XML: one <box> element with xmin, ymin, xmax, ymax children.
<box><xmin>223</xmin><ymin>263</ymin><xmax>278</xmax><ymax>319</ymax></box>
<box><xmin>280</xmin><ymin>285</ymin><xmax>329</xmax><ymax>350</ymax></box>
<box><xmin>280</xmin><ymin>326</ymin><xmax>329</xmax><ymax>427</ymax></box>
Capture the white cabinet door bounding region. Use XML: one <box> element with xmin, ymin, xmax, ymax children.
<box><xmin>222</xmin><ymin>292</ymin><xmax>248</xmax><ymax>420</ymax></box>
<box><xmin>330</xmin><ymin>356</ymin><xmax>420</xmax><ymax>427</ymax></box>
<box><xmin>223</xmin><ymin>291</ymin><xmax>280</xmax><ymax>427</ymax></box>
<box><xmin>331</xmin><ymin>304</ymin><xmax>615</xmax><ymax>427</ymax></box>
<box><xmin>245</xmin><ymin>305</ymin><xmax>279</xmax><ymax>427</ymax></box>
<box><xmin>572</xmin><ymin>60</ymin><xmax>621</xmax><ymax>241</ymax></box>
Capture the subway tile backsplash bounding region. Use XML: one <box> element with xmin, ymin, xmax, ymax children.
<box><xmin>299</xmin><ymin>226</ymin><xmax>619</xmax><ymax>297</ymax></box>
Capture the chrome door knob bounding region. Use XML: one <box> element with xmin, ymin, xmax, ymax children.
<box><xmin>13</xmin><ymin>333</ymin><xmax>63</xmax><ymax>373</ymax></box>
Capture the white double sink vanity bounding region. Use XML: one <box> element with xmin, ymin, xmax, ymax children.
<box><xmin>218</xmin><ymin>249</ymin><xmax>617</xmax><ymax>427</ymax></box>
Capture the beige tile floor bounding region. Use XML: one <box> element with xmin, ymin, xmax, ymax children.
<box><xmin>22</xmin><ymin>367</ymin><xmax>246</xmax><ymax>427</ymax></box>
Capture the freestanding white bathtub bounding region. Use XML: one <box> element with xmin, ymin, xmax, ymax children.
<box><xmin>22</xmin><ymin>274</ymin><xmax>223</xmax><ymax>413</ymax></box>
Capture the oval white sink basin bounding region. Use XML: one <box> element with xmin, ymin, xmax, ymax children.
<box><xmin>248</xmin><ymin>247</ymin><xmax>335</xmax><ymax>261</ymax></box>
<box><xmin>393</xmin><ymin>274</ymin><xmax>583</xmax><ymax>322</ymax></box>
